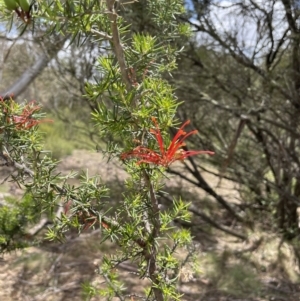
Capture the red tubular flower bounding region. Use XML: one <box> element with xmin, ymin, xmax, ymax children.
<box><xmin>10</xmin><ymin>101</ymin><xmax>52</xmax><ymax>129</ymax></box>
<box><xmin>121</xmin><ymin>117</ymin><xmax>214</xmax><ymax>167</ymax></box>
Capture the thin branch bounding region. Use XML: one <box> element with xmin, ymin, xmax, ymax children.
<box><xmin>0</xmin><ymin>36</ymin><xmax>68</xmax><ymax>99</ymax></box>
<box><xmin>162</xmin><ymin>193</ymin><xmax>246</xmax><ymax>240</ymax></box>
<box><xmin>102</xmin><ymin>271</ymin><xmax>125</xmax><ymax>301</ymax></box>
<box><xmin>168</xmin><ymin>154</ymin><xmax>243</xmax><ymax>222</ymax></box>
<box><xmin>183</xmin><ymin>17</ymin><xmax>292</xmax><ymax>100</ymax></box>
<box><xmin>106</xmin><ymin>0</ymin><xmax>132</xmax><ymax>91</ymax></box>
<box><xmin>189</xmin><ymin>204</ymin><xmax>247</xmax><ymax>240</ymax></box>
<box><xmin>27</xmin><ymin>218</ymin><xmax>52</xmax><ymax>236</ymax></box>
<box><xmin>219</xmin><ymin>118</ymin><xmax>247</xmax><ymax>181</ymax></box>
<box><xmin>91</xmin><ymin>29</ymin><xmax>113</xmax><ymax>41</ymax></box>
<box><xmin>281</xmin><ymin>0</ymin><xmax>297</xmax><ymax>32</ymax></box>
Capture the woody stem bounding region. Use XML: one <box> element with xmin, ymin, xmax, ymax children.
<box><xmin>142</xmin><ymin>169</ymin><xmax>163</xmax><ymax>301</ymax></box>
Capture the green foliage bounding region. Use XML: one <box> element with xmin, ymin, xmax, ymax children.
<box><xmin>0</xmin><ymin>194</ymin><xmax>38</xmax><ymax>252</ymax></box>
<box><xmin>81</xmin><ymin>281</ymin><xmax>98</xmax><ymax>300</ymax></box>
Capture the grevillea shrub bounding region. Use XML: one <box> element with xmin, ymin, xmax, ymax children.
<box><xmin>0</xmin><ymin>1</ymin><xmax>214</xmax><ymax>299</ymax></box>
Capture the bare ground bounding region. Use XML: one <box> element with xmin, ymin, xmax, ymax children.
<box><xmin>0</xmin><ymin>150</ymin><xmax>300</xmax><ymax>301</ymax></box>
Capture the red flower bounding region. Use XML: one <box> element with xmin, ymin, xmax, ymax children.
<box><xmin>10</xmin><ymin>101</ymin><xmax>52</xmax><ymax>129</ymax></box>
<box><xmin>121</xmin><ymin>117</ymin><xmax>214</xmax><ymax>167</ymax></box>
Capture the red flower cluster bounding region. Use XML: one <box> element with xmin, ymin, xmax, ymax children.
<box><xmin>121</xmin><ymin>117</ymin><xmax>214</xmax><ymax>167</ymax></box>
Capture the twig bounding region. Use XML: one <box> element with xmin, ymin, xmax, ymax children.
<box><xmin>91</xmin><ymin>29</ymin><xmax>113</xmax><ymax>41</ymax></box>
<box><xmin>102</xmin><ymin>270</ymin><xmax>125</xmax><ymax>301</ymax></box>
<box><xmin>168</xmin><ymin>161</ymin><xmax>243</xmax><ymax>222</ymax></box>
<box><xmin>234</xmin><ymin>236</ymin><xmax>263</xmax><ymax>254</ymax></box>
<box><xmin>162</xmin><ymin>193</ymin><xmax>246</xmax><ymax>240</ymax></box>
<box><xmin>106</xmin><ymin>0</ymin><xmax>132</xmax><ymax>91</ymax></box>
<box><xmin>189</xmin><ymin>204</ymin><xmax>247</xmax><ymax>240</ymax></box>
<box><xmin>27</xmin><ymin>218</ymin><xmax>52</xmax><ymax>236</ymax></box>
<box><xmin>0</xmin><ymin>36</ymin><xmax>68</xmax><ymax>100</ymax></box>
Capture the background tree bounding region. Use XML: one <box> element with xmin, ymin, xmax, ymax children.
<box><xmin>0</xmin><ymin>1</ymin><xmax>205</xmax><ymax>300</ymax></box>
<box><xmin>171</xmin><ymin>0</ymin><xmax>300</xmax><ymax>245</ymax></box>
